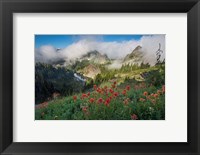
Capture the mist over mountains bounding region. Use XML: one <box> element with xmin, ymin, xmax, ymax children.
<box><xmin>35</xmin><ymin>35</ymin><xmax>166</xmax><ymax>107</ymax></box>
<box><xmin>35</xmin><ymin>35</ymin><xmax>165</xmax><ymax>67</ymax></box>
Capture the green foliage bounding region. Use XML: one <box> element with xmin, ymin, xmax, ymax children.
<box><xmin>35</xmin><ymin>63</ymin><xmax>84</xmax><ymax>104</ymax></box>
<box><xmin>35</xmin><ymin>61</ymin><xmax>165</xmax><ymax>120</ymax></box>
<box><xmin>140</xmin><ymin>62</ymin><xmax>150</xmax><ymax>69</ymax></box>
<box><xmin>143</xmin><ymin>64</ymin><xmax>165</xmax><ymax>87</ymax></box>
<box><xmin>71</xmin><ymin>60</ymin><xmax>90</xmax><ymax>71</ymax></box>
<box><xmin>94</xmin><ymin>62</ymin><xmax>159</xmax><ymax>84</ymax></box>
<box><xmin>84</xmin><ymin>78</ymin><xmax>94</xmax><ymax>90</ymax></box>
<box><xmin>35</xmin><ymin>74</ymin><xmax>165</xmax><ymax>120</ymax></box>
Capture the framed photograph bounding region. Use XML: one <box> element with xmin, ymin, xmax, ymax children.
<box><xmin>0</xmin><ymin>0</ymin><xmax>200</xmax><ymax>154</ymax></box>
<box><xmin>34</xmin><ymin>34</ymin><xmax>166</xmax><ymax>121</ymax></box>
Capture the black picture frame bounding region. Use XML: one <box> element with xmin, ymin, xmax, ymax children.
<box><xmin>0</xmin><ymin>0</ymin><xmax>200</xmax><ymax>154</ymax></box>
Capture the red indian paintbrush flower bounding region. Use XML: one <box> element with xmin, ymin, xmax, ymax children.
<box><xmin>82</xmin><ymin>93</ymin><xmax>87</xmax><ymax>98</ymax></box>
<box><xmin>113</xmin><ymin>81</ymin><xmax>117</xmax><ymax>85</ymax></box>
<box><xmin>153</xmin><ymin>93</ymin><xmax>158</xmax><ymax>98</ymax></box>
<box><xmin>126</xmin><ymin>85</ymin><xmax>130</xmax><ymax>91</ymax></box>
<box><xmin>157</xmin><ymin>90</ymin><xmax>161</xmax><ymax>94</ymax></box>
<box><xmin>89</xmin><ymin>98</ymin><xmax>95</xmax><ymax>103</ymax></box>
<box><xmin>109</xmin><ymin>89</ymin><xmax>114</xmax><ymax>94</ymax></box>
<box><xmin>104</xmin><ymin>98</ymin><xmax>110</xmax><ymax>106</ymax></box>
<box><xmin>162</xmin><ymin>85</ymin><xmax>165</xmax><ymax>93</ymax></box>
<box><xmin>113</xmin><ymin>92</ymin><xmax>119</xmax><ymax>97</ymax></box>
<box><xmin>143</xmin><ymin>91</ymin><xmax>148</xmax><ymax>96</ymax></box>
<box><xmin>93</xmin><ymin>85</ymin><xmax>97</xmax><ymax>90</ymax></box>
<box><xmin>73</xmin><ymin>95</ymin><xmax>77</xmax><ymax>101</ymax></box>
<box><xmin>139</xmin><ymin>98</ymin><xmax>145</xmax><ymax>102</ymax></box>
<box><xmin>122</xmin><ymin>89</ymin><xmax>127</xmax><ymax>95</ymax></box>
<box><xmin>98</xmin><ymin>98</ymin><xmax>103</xmax><ymax>104</ymax></box>
<box><xmin>96</xmin><ymin>87</ymin><xmax>102</xmax><ymax>93</ymax></box>
<box><xmin>112</xmin><ymin>84</ymin><xmax>116</xmax><ymax>88</ymax></box>
<box><xmin>82</xmin><ymin>106</ymin><xmax>88</xmax><ymax>112</ymax></box>
<box><xmin>131</xmin><ymin>114</ymin><xmax>138</xmax><ymax>120</ymax></box>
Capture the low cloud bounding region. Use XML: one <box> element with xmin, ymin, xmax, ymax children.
<box><xmin>35</xmin><ymin>35</ymin><xmax>165</xmax><ymax>66</ymax></box>
<box><xmin>107</xmin><ymin>60</ymin><xmax>123</xmax><ymax>69</ymax></box>
<box><xmin>35</xmin><ymin>45</ymin><xmax>62</xmax><ymax>64</ymax></box>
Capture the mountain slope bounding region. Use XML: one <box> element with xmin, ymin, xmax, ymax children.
<box><xmin>81</xmin><ymin>64</ymin><xmax>101</xmax><ymax>79</ymax></box>
<box><xmin>80</xmin><ymin>50</ymin><xmax>110</xmax><ymax>64</ymax></box>
<box><xmin>35</xmin><ymin>63</ymin><xmax>85</xmax><ymax>104</ymax></box>
<box><xmin>123</xmin><ymin>45</ymin><xmax>144</xmax><ymax>64</ymax></box>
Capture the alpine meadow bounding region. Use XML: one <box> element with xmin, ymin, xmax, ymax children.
<box><xmin>35</xmin><ymin>35</ymin><xmax>165</xmax><ymax>120</ymax></box>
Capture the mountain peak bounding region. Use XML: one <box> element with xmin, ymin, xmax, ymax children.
<box><xmin>123</xmin><ymin>45</ymin><xmax>143</xmax><ymax>63</ymax></box>
<box><xmin>80</xmin><ymin>50</ymin><xmax>110</xmax><ymax>64</ymax></box>
<box><xmin>134</xmin><ymin>45</ymin><xmax>142</xmax><ymax>51</ymax></box>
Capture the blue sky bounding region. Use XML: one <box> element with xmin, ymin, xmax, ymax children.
<box><xmin>35</xmin><ymin>35</ymin><xmax>145</xmax><ymax>49</ymax></box>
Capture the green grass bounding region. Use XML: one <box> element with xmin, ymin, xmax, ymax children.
<box><xmin>35</xmin><ymin>79</ymin><xmax>165</xmax><ymax>120</ymax></box>
<box><xmin>35</xmin><ymin>64</ymin><xmax>165</xmax><ymax>120</ymax></box>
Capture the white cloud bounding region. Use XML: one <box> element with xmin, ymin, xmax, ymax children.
<box><xmin>107</xmin><ymin>60</ymin><xmax>123</xmax><ymax>69</ymax></box>
<box><xmin>35</xmin><ymin>45</ymin><xmax>62</xmax><ymax>64</ymax></box>
<box><xmin>35</xmin><ymin>35</ymin><xmax>165</xmax><ymax>65</ymax></box>
<box><xmin>140</xmin><ymin>35</ymin><xmax>165</xmax><ymax>65</ymax></box>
